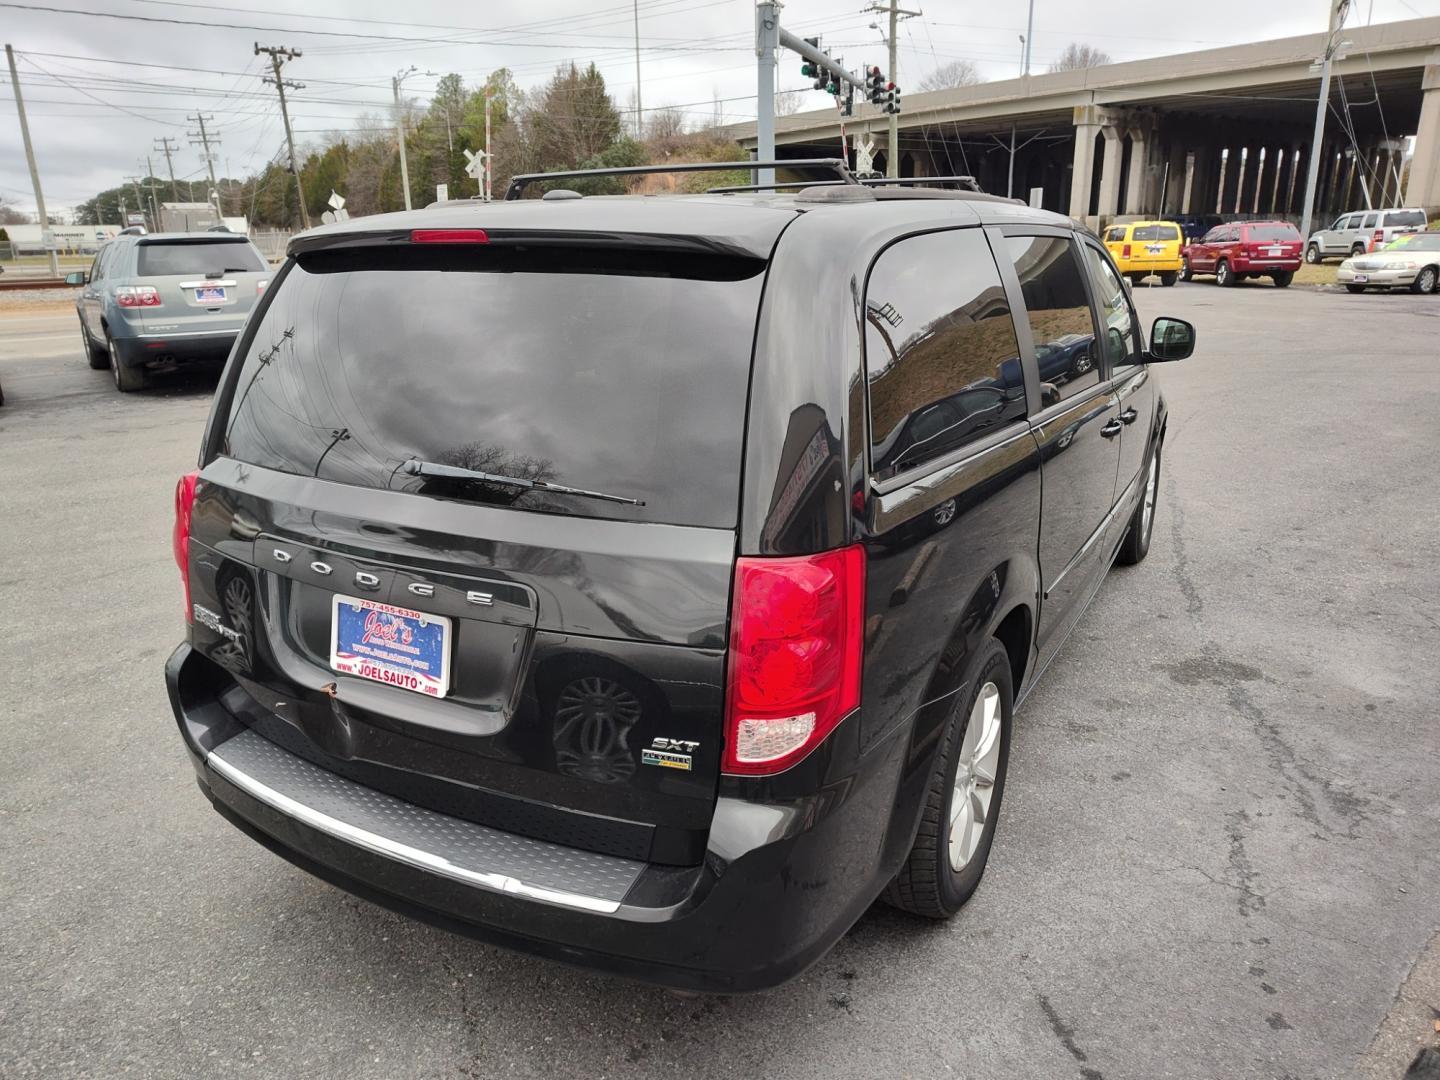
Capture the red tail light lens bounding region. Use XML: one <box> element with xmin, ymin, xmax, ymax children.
<box><xmin>256</xmin><ymin>279</ymin><xmax>269</xmax><ymax>295</ymax></box>
<box><xmin>1122</xmin><ymin>244</ymin><xmax>1132</xmax><ymax>258</ymax></box>
<box><xmin>411</xmin><ymin>228</ymin><xmax>489</xmax><ymax>244</ymax></box>
<box><xmin>1372</xmin><ymin>229</ymin><xmax>1384</xmax><ymax>249</ymax></box>
<box><xmin>116</xmin><ymin>285</ymin><xmax>161</xmax><ymax>307</ymax></box>
<box><xmin>173</xmin><ymin>471</ymin><xmax>198</xmax><ymax>622</ymax></box>
<box><xmin>723</xmin><ymin>545</ymin><xmax>865</xmax><ymax>775</ymax></box>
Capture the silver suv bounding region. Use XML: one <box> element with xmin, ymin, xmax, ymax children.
<box><xmin>68</xmin><ymin>230</ymin><xmax>270</xmax><ymax>392</ymax></box>
<box><xmin>1305</xmin><ymin>208</ymin><xmax>1429</xmax><ymax>264</ymax></box>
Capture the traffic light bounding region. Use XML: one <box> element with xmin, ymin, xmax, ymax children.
<box><xmin>885</xmin><ymin>83</ymin><xmax>902</xmax><ymax>114</ymax></box>
<box><xmin>801</xmin><ymin>37</ymin><xmax>823</xmax><ymax>87</ymax></box>
<box><xmin>867</xmin><ymin>66</ymin><xmax>885</xmax><ymax>106</ymax></box>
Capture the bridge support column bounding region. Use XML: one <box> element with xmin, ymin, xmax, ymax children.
<box><xmin>1069</xmin><ymin>106</ymin><xmax>1102</xmax><ymax>222</ymax></box>
<box><xmin>1405</xmin><ymin>59</ymin><xmax>1440</xmax><ymax>209</ymax></box>
<box><xmin>1097</xmin><ymin>127</ymin><xmax>1124</xmax><ymax>220</ymax></box>
<box><xmin>1124</xmin><ymin>129</ymin><xmax>1149</xmax><ymax>216</ymax></box>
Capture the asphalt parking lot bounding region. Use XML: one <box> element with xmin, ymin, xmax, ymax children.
<box><xmin>1</xmin><ymin>280</ymin><xmax>1438</xmax><ymax>1080</ymax></box>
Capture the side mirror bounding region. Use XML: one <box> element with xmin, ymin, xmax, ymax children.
<box><xmin>1148</xmin><ymin>316</ymin><xmax>1195</xmax><ymax>362</ymax></box>
<box><xmin>64</xmin><ymin>271</ymin><xmax>88</xmax><ymax>285</ymax></box>
<box><xmin>1040</xmin><ymin>381</ymin><xmax>1061</xmax><ymax>408</ymax></box>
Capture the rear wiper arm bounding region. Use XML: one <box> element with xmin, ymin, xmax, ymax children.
<box><xmin>402</xmin><ymin>459</ymin><xmax>646</xmax><ymax>507</ymax></box>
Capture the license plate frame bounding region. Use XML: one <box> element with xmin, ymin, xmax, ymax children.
<box><xmin>330</xmin><ymin>594</ymin><xmax>451</xmax><ymax>698</ymax></box>
<box><xmin>1266</xmin><ymin>246</ymin><xmax>1284</xmax><ymax>257</ymax></box>
<box><xmin>195</xmin><ymin>285</ymin><xmax>227</xmax><ymax>303</ymax></box>
<box><xmin>1353</xmin><ymin>274</ymin><xmax>1369</xmax><ymax>283</ymax></box>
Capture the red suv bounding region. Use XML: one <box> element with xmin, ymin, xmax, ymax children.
<box><xmin>1181</xmin><ymin>221</ymin><xmax>1303</xmax><ymax>287</ymax></box>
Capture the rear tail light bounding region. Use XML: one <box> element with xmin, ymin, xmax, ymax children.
<box><xmin>411</xmin><ymin>228</ymin><xmax>489</xmax><ymax>244</ymax></box>
<box><xmin>1372</xmin><ymin>229</ymin><xmax>1385</xmax><ymax>250</ymax></box>
<box><xmin>256</xmin><ymin>279</ymin><xmax>269</xmax><ymax>295</ymax></box>
<box><xmin>1122</xmin><ymin>244</ymin><xmax>1131</xmax><ymax>258</ymax></box>
<box><xmin>115</xmin><ymin>285</ymin><xmax>161</xmax><ymax>307</ymax></box>
<box><xmin>173</xmin><ymin>471</ymin><xmax>198</xmax><ymax>623</ymax></box>
<box><xmin>722</xmin><ymin>545</ymin><xmax>865</xmax><ymax>775</ymax></box>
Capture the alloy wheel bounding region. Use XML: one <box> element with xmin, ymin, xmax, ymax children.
<box><xmin>1141</xmin><ymin>453</ymin><xmax>1159</xmax><ymax>541</ymax></box>
<box><xmin>1418</xmin><ymin>267</ymin><xmax>1437</xmax><ymax>294</ymax></box>
<box><xmin>948</xmin><ymin>682</ymin><xmax>1002</xmax><ymax>872</ymax></box>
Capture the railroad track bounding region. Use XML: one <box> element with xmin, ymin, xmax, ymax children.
<box><xmin>0</xmin><ymin>277</ymin><xmax>75</xmax><ymax>292</ymax></box>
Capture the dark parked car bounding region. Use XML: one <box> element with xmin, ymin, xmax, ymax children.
<box><xmin>165</xmin><ymin>165</ymin><xmax>1194</xmax><ymax>992</ymax></box>
<box><xmin>1172</xmin><ymin>213</ymin><xmax>1223</xmax><ymax>243</ymax></box>
<box><xmin>1181</xmin><ymin>221</ymin><xmax>1303</xmax><ymax>287</ymax></box>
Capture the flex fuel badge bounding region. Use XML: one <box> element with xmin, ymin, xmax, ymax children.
<box><xmin>642</xmin><ymin>737</ymin><xmax>698</xmax><ymax>771</ymax></box>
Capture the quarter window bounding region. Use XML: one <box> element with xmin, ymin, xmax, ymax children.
<box><xmin>1360</xmin><ymin>213</ymin><xmax>1378</xmax><ymax>229</ymax></box>
<box><xmin>1004</xmin><ymin>236</ymin><xmax>1099</xmax><ymax>403</ymax></box>
<box><xmin>1082</xmin><ymin>244</ymin><xmax>1140</xmax><ymax>373</ymax></box>
<box><xmin>863</xmin><ymin>229</ymin><xmax>1025</xmax><ymax>482</ymax></box>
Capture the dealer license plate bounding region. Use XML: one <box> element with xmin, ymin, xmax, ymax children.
<box><xmin>330</xmin><ymin>594</ymin><xmax>450</xmax><ymax>697</ymax></box>
<box><xmin>1353</xmin><ymin>274</ymin><xmax>1369</xmax><ymax>283</ymax></box>
<box><xmin>1266</xmin><ymin>246</ymin><xmax>1284</xmax><ymax>257</ymax></box>
<box><xmin>195</xmin><ymin>285</ymin><xmax>226</xmax><ymax>303</ymax></box>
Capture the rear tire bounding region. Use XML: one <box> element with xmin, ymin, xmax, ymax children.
<box><xmin>1117</xmin><ymin>443</ymin><xmax>1161</xmax><ymax>566</ymax></box>
<box><xmin>1179</xmin><ymin>256</ymin><xmax>1193</xmax><ymax>282</ymax></box>
<box><xmin>1271</xmin><ymin>271</ymin><xmax>1294</xmax><ymax>288</ymax></box>
<box><xmin>108</xmin><ymin>332</ymin><xmax>146</xmax><ymax>393</ymax></box>
<box><xmin>81</xmin><ymin>320</ymin><xmax>108</xmax><ymax>369</ymax></box>
<box><xmin>885</xmin><ymin>640</ymin><xmax>1013</xmax><ymax>919</ymax></box>
<box><xmin>1159</xmin><ymin>271</ymin><xmax>1179</xmax><ymax>287</ymax></box>
<box><xmin>1345</xmin><ymin>284</ymin><xmax>1367</xmax><ymax>294</ymax></box>
<box><xmin>1305</xmin><ymin>244</ymin><xmax>1322</xmax><ymax>264</ymax></box>
<box><xmin>1216</xmin><ymin>259</ymin><xmax>1235</xmax><ymax>287</ymax></box>
<box><xmin>1410</xmin><ymin>266</ymin><xmax>1438</xmax><ymax>295</ymax></box>
<box><xmin>1351</xmin><ymin>243</ymin><xmax>1367</xmax><ymax>257</ymax></box>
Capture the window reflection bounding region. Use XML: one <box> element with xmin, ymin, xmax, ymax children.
<box><xmin>864</xmin><ymin>230</ymin><xmax>1025</xmax><ymax>482</ymax></box>
<box><xmin>1083</xmin><ymin>245</ymin><xmax>1139</xmax><ymax>372</ymax></box>
<box><xmin>1005</xmin><ymin>236</ymin><xmax>1099</xmax><ymax>403</ymax></box>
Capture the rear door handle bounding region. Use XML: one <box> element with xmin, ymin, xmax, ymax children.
<box><xmin>1119</xmin><ymin>407</ymin><xmax>1138</xmax><ymax>425</ymax></box>
<box><xmin>1100</xmin><ymin>419</ymin><xmax>1124</xmax><ymax>438</ymax></box>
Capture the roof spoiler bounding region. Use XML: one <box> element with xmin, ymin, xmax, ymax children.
<box><xmin>504</xmin><ymin>158</ymin><xmax>856</xmax><ymax>200</ymax></box>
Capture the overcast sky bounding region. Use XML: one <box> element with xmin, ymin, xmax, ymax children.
<box><xmin>2</xmin><ymin>0</ymin><xmax>1435</xmax><ymax>217</ymax></box>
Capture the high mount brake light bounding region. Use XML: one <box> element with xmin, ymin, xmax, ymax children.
<box><xmin>411</xmin><ymin>229</ymin><xmax>490</xmax><ymax>245</ymax></box>
<box><xmin>173</xmin><ymin>471</ymin><xmax>198</xmax><ymax>623</ymax></box>
<box><xmin>722</xmin><ymin>546</ymin><xmax>865</xmax><ymax>776</ymax></box>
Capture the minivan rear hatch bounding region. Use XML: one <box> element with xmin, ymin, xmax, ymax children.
<box><xmin>185</xmin><ymin>218</ymin><xmax>787</xmax><ymax>865</ymax></box>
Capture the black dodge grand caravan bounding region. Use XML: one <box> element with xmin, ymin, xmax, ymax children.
<box><xmin>165</xmin><ymin>162</ymin><xmax>1194</xmax><ymax>992</ymax></box>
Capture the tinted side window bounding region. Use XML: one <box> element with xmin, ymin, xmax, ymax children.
<box><xmin>1200</xmin><ymin>228</ymin><xmax>1223</xmax><ymax>244</ymax></box>
<box><xmin>88</xmin><ymin>250</ymin><xmax>105</xmax><ymax>282</ymax></box>
<box><xmin>1082</xmin><ymin>244</ymin><xmax>1140</xmax><ymax>373</ymax></box>
<box><xmin>1360</xmin><ymin>213</ymin><xmax>1378</xmax><ymax>229</ymax></box>
<box><xmin>864</xmin><ymin>229</ymin><xmax>1025</xmax><ymax>482</ymax></box>
<box><xmin>1105</xmin><ymin>227</ymin><xmax>1127</xmax><ymax>242</ymax></box>
<box><xmin>1385</xmin><ymin>210</ymin><xmax>1427</xmax><ymax>228</ymax></box>
<box><xmin>1005</xmin><ymin>235</ymin><xmax>1099</xmax><ymax>403</ymax></box>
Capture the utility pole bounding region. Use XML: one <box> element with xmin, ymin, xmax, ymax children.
<box><xmin>125</xmin><ymin>174</ymin><xmax>146</xmax><ymax>229</ymax></box>
<box><xmin>392</xmin><ymin>66</ymin><xmax>421</xmax><ymax>211</ymax></box>
<box><xmin>5</xmin><ymin>44</ymin><xmax>60</xmax><ymax>276</ymax></box>
<box><xmin>632</xmin><ymin>0</ymin><xmax>643</xmax><ymax>139</ymax></box>
<box><xmin>154</xmin><ymin>136</ymin><xmax>180</xmax><ymax>200</ymax></box>
<box><xmin>255</xmin><ymin>43</ymin><xmax>311</xmax><ymax>229</ymax></box>
<box><xmin>1023</xmin><ymin>0</ymin><xmax>1035</xmax><ymax>76</ymax></box>
<box><xmin>188</xmin><ymin>113</ymin><xmax>221</xmax><ymax>215</ymax></box>
<box><xmin>484</xmin><ymin>93</ymin><xmax>493</xmax><ymax>201</ymax></box>
<box><xmin>1299</xmin><ymin>1</ymin><xmax>1352</xmax><ymax>240</ymax></box>
<box><xmin>867</xmin><ymin>0</ymin><xmax>919</xmax><ymax>178</ymax></box>
<box><xmin>145</xmin><ymin>157</ymin><xmax>161</xmax><ymax>229</ymax></box>
<box><xmin>755</xmin><ymin>2</ymin><xmax>779</xmax><ymax>189</ymax></box>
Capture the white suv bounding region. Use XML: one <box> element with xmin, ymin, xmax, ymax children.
<box><xmin>1306</xmin><ymin>208</ymin><xmax>1429</xmax><ymax>263</ymax></box>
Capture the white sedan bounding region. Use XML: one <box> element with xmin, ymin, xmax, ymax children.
<box><xmin>1338</xmin><ymin>232</ymin><xmax>1440</xmax><ymax>294</ymax></box>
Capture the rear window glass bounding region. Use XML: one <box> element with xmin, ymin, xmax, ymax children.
<box><xmin>1384</xmin><ymin>210</ymin><xmax>1427</xmax><ymax>227</ymax></box>
<box><xmin>1246</xmin><ymin>225</ymin><xmax>1300</xmax><ymax>241</ymax></box>
<box><xmin>220</xmin><ymin>247</ymin><xmax>764</xmax><ymax>527</ymax></box>
<box><xmin>1132</xmin><ymin>225</ymin><xmax>1179</xmax><ymax>241</ymax></box>
<box><xmin>138</xmin><ymin>240</ymin><xmax>266</xmax><ymax>276</ymax></box>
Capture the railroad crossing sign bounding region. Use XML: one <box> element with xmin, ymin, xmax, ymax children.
<box><xmin>463</xmin><ymin>147</ymin><xmax>490</xmax><ymax>181</ymax></box>
<box><xmin>855</xmin><ymin>137</ymin><xmax>876</xmax><ymax>176</ymax></box>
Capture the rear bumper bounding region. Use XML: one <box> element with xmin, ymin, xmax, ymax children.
<box><xmin>1232</xmin><ymin>259</ymin><xmax>1301</xmax><ymax>273</ymax></box>
<box><xmin>112</xmin><ymin>330</ymin><xmax>237</xmax><ymax>368</ymax></box>
<box><xmin>165</xmin><ymin>643</ymin><xmax>910</xmax><ymax>992</ymax></box>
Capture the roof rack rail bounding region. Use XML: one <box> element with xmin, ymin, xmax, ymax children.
<box><xmin>859</xmin><ymin>175</ymin><xmax>983</xmax><ymax>192</ymax></box>
<box><xmin>504</xmin><ymin>158</ymin><xmax>857</xmax><ymax>200</ymax></box>
<box><xmin>705</xmin><ymin>179</ymin><xmax>847</xmax><ymax>194</ymax></box>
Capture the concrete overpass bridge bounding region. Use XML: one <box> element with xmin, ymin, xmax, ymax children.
<box><xmin>728</xmin><ymin>16</ymin><xmax>1440</xmax><ymax>228</ymax></box>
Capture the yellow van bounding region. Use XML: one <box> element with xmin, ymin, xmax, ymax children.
<box><xmin>1102</xmin><ymin>220</ymin><xmax>1184</xmax><ymax>285</ymax></box>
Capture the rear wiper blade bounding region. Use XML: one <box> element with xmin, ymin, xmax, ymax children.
<box><xmin>401</xmin><ymin>459</ymin><xmax>646</xmax><ymax>507</ymax></box>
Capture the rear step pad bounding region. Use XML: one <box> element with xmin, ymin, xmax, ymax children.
<box><xmin>208</xmin><ymin>729</ymin><xmax>644</xmax><ymax>913</ymax></box>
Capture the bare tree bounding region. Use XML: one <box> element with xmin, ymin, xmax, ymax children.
<box><xmin>774</xmin><ymin>89</ymin><xmax>805</xmax><ymax>116</ymax></box>
<box><xmin>1049</xmin><ymin>43</ymin><xmax>1112</xmax><ymax>72</ymax></box>
<box><xmin>917</xmin><ymin>59</ymin><xmax>981</xmax><ymax>92</ymax></box>
<box><xmin>645</xmin><ymin>105</ymin><xmax>686</xmax><ymax>143</ymax></box>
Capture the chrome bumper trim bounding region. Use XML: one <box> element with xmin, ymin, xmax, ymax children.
<box><xmin>207</xmin><ymin>736</ymin><xmax>631</xmax><ymax>914</ymax></box>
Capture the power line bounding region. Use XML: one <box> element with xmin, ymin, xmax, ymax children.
<box><xmin>255</xmin><ymin>42</ymin><xmax>310</xmax><ymax>229</ymax></box>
